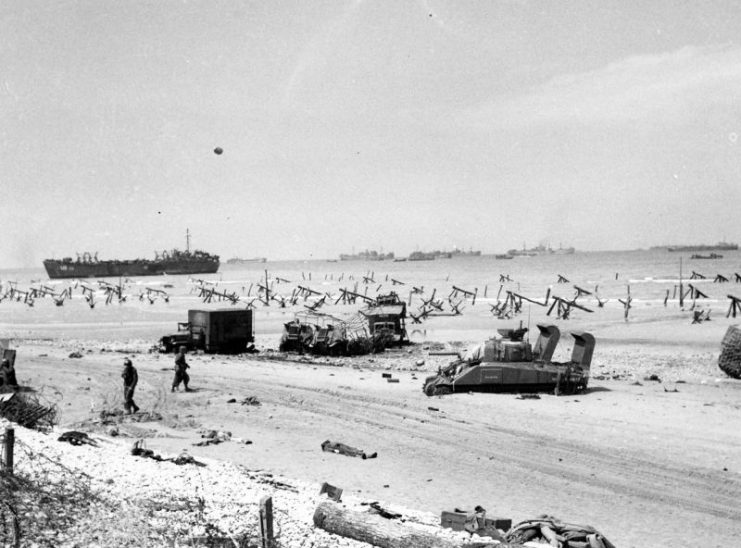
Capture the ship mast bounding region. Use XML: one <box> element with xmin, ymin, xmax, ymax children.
<box><xmin>186</xmin><ymin>228</ymin><xmax>191</xmax><ymax>253</ymax></box>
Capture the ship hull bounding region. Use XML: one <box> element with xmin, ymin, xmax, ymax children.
<box><xmin>667</xmin><ymin>244</ymin><xmax>738</xmax><ymax>252</ymax></box>
<box><xmin>43</xmin><ymin>259</ymin><xmax>219</xmax><ymax>279</ymax></box>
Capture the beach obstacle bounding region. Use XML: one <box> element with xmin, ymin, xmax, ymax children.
<box><xmin>683</xmin><ymin>284</ymin><xmax>708</xmax><ymax>301</ymax></box>
<box><xmin>198</xmin><ymin>284</ymin><xmax>240</xmax><ymax>305</ymax></box>
<box><xmin>335</xmin><ymin>287</ymin><xmax>374</xmax><ymax>305</ymax></box>
<box><xmin>548</xmin><ymin>295</ymin><xmax>593</xmax><ymax>319</ymax></box>
<box><xmin>490</xmin><ymin>301</ymin><xmax>511</xmax><ymax>319</ymax></box>
<box><xmin>735</xmin><ymin>273</ymin><xmax>741</xmax><ymax>283</ymax></box>
<box><xmin>557</xmin><ymin>275</ymin><xmax>569</xmax><ymax>284</ymax></box>
<box><xmin>499</xmin><ymin>274</ymin><xmax>512</xmax><ymax>283</ymax></box>
<box><xmin>714</xmin><ymin>274</ymin><xmax>729</xmax><ymax>283</ymax></box>
<box><xmin>618</xmin><ymin>286</ymin><xmax>632</xmax><ymax>321</ymax></box>
<box><xmin>573</xmin><ymin>285</ymin><xmax>592</xmax><ymax>299</ymax></box>
<box><xmin>409</xmin><ymin>307</ymin><xmax>432</xmax><ymax>324</ymax></box>
<box><xmin>690</xmin><ymin>271</ymin><xmax>706</xmax><ymax>280</ymax></box>
<box><xmin>297</xmin><ymin>285</ymin><xmax>322</xmax><ymax>300</ymax></box>
<box><xmin>692</xmin><ymin>309</ymin><xmax>711</xmax><ymax>324</ymax></box>
<box><xmin>304</xmin><ymin>295</ymin><xmax>327</xmax><ymax>311</ymax></box>
<box><xmin>259</xmin><ymin>496</ymin><xmax>274</xmax><ymax>548</ymax></box>
<box><xmin>390</xmin><ymin>278</ymin><xmax>405</xmax><ymax>286</ymax></box>
<box><xmin>726</xmin><ymin>295</ymin><xmax>741</xmax><ymax>318</ymax></box>
<box><xmin>138</xmin><ymin>287</ymin><xmax>169</xmax><ymax>305</ymax></box>
<box><xmin>421</xmin><ymin>289</ymin><xmax>443</xmax><ymax>311</ymax></box>
<box><xmin>449</xmin><ymin>285</ymin><xmax>477</xmax><ymax>306</ymax></box>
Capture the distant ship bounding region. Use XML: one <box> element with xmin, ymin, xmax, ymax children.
<box><xmin>449</xmin><ymin>247</ymin><xmax>482</xmax><ymax>257</ymax></box>
<box><xmin>226</xmin><ymin>257</ymin><xmax>267</xmax><ymax>264</ymax></box>
<box><xmin>339</xmin><ymin>250</ymin><xmax>395</xmax><ymax>261</ymax></box>
<box><xmin>43</xmin><ymin>230</ymin><xmax>219</xmax><ymax>279</ymax></box>
<box><xmin>667</xmin><ymin>242</ymin><xmax>738</xmax><ymax>252</ymax></box>
<box><xmin>408</xmin><ymin>251</ymin><xmax>437</xmax><ymax>261</ymax></box>
<box><xmin>507</xmin><ymin>243</ymin><xmax>575</xmax><ymax>257</ymax></box>
<box><xmin>690</xmin><ymin>253</ymin><xmax>723</xmax><ymax>260</ymax></box>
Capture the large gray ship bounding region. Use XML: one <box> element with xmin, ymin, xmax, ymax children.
<box><xmin>43</xmin><ymin>231</ymin><xmax>219</xmax><ymax>279</ymax></box>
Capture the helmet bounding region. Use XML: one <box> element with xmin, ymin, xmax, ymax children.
<box><xmin>123</xmin><ymin>358</ymin><xmax>132</xmax><ymax>366</ymax></box>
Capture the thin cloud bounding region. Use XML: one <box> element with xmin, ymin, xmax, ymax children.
<box><xmin>462</xmin><ymin>44</ymin><xmax>741</xmax><ymax>129</ymax></box>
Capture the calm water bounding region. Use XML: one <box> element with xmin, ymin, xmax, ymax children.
<box><xmin>0</xmin><ymin>249</ymin><xmax>738</xmax><ymax>343</ymax></box>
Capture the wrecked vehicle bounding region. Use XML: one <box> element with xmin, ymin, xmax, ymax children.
<box><xmin>361</xmin><ymin>292</ymin><xmax>407</xmax><ymax>344</ymax></box>
<box><xmin>423</xmin><ymin>324</ymin><xmax>595</xmax><ymax>396</ymax></box>
<box><xmin>159</xmin><ymin>309</ymin><xmax>254</xmax><ymax>354</ymax></box>
<box><xmin>279</xmin><ymin>310</ymin><xmax>400</xmax><ymax>356</ymax></box>
<box><xmin>279</xmin><ymin>317</ymin><xmax>319</xmax><ymax>353</ymax></box>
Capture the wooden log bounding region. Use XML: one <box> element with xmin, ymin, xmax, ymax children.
<box><xmin>260</xmin><ymin>495</ymin><xmax>274</xmax><ymax>548</ymax></box>
<box><xmin>313</xmin><ymin>502</ymin><xmax>498</xmax><ymax>548</ymax></box>
<box><xmin>4</xmin><ymin>427</ymin><xmax>14</xmax><ymax>474</ymax></box>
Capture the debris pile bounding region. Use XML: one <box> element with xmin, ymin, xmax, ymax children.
<box><xmin>718</xmin><ymin>325</ymin><xmax>741</xmax><ymax>379</ymax></box>
<box><xmin>504</xmin><ymin>516</ymin><xmax>616</xmax><ymax>548</ymax></box>
<box><xmin>0</xmin><ymin>392</ymin><xmax>57</xmax><ymax>431</ymax></box>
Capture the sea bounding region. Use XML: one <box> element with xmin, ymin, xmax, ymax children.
<box><xmin>0</xmin><ymin>249</ymin><xmax>738</xmax><ymax>345</ymax></box>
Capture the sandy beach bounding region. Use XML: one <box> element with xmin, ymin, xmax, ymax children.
<box><xmin>2</xmin><ymin>297</ymin><xmax>739</xmax><ymax>548</ymax></box>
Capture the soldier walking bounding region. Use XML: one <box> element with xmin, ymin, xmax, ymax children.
<box><xmin>122</xmin><ymin>358</ymin><xmax>140</xmax><ymax>414</ymax></box>
<box><xmin>172</xmin><ymin>346</ymin><xmax>192</xmax><ymax>392</ymax></box>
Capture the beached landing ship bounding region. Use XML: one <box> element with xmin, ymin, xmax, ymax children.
<box><xmin>43</xmin><ymin>231</ymin><xmax>219</xmax><ymax>279</ymax></box>
<box><xmin>43</xmin><ymin>249</ymin><xmax>219</xmax><ymax>279</ymax></box>
<box><xmin>422</xmin><ymin>324</ymin><xmax>595</xmax><ymax>396</ymax></box>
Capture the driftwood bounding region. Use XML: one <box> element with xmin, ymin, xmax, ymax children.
<box><xmin>313</xmin><ymin>502</ymin><xmax>502</xmax><ymax>548</ymax></box>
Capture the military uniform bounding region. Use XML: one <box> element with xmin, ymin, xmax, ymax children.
<box><xmin>122</xmin><ymin>359</ymin><xmax>140</xmax><ymax>414</ymax></box>
<box><xmin>172</xmin><ymin>348</ymin><xmax>191</xmax><ymax>392</ymax></box>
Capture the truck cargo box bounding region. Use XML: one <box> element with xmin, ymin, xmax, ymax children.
<box><xmin>187</xmin><ymin>309</ymin><xmax>254</xmax><ymax>353</ymax></box>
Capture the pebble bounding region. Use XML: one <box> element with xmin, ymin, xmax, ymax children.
<box><xmin>5</xmin><ymin>420</ymin><xmax>470</xmax><ymax>547</ymax></box>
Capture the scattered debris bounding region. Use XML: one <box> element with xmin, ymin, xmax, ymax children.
<box><xmin>441</xmin><ymin>506</ymin><xmax>508</xmax><ymax>540</ymax></box>
<box><xmin>321</xmin><ymin>440</ymin><xmax>377</xmax><ymax>460</ymax></box>
<box><xmin>0</xmin><ymin>392</ymin><xmax>57</xmax><ymax>431</ymax></box>
<box><xmin>516</xmin><ymin>394</ymin><xmax>541</xmax><ymax>400</ymax></box>
<box><xmin>68</xmin><ymin>352</ymin><xmax>83</xmax><ymax>359</ymax></box>
<box><xmin>131</xmin><ymin>440</ymin><xmax>206</xmax><ymax>466</ymax></box>
<box><xmin>644</xmin><ymin>374</ymin><xmax>662</xmax><ymax>382</ymax></box>
<box><xmin>319</xmin><ymin>482</ymin><xmax>343</xmax><ymax>502</ymax></box>
<box><xmin>241</xmin><ymin>396</ymin><xmax>261</xmax><ymax>406</ymax></box>
<box><xmin>194</xmin><ymin>430</ymin><xmax>232</xmax><ymax>446</ymax></box>
<box><xmin>365</xmin><ymin>501</ymin><xmax>403</xmax><ymax>520</ymax></box>
<box><xmin>718</xmin><ymin>325</ymin><xmax>741</xmax><ymax>379</ymax></box>
<box><xmin>58</xmin><ymin>431</ymin><xmax>98</xmax><ymax>447</ymax></box>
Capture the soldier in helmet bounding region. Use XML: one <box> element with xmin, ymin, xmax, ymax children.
<box><xmin>121</xmin><ymin>358</ymin><xmax>140</xmax><ymax>414</ymax></box>
<box><xmin>1</xmin><ymin>358</ymin><xmax>17</xmax><ymax>389</ymax></box>
<box><xmin>172</xmin><ymin>346</ymin><xmax>192</xmax><ymax>392</ymax></box>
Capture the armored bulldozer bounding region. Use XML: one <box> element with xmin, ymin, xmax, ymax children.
<box><xmin>423</xmin><ymin>324</ymin><xmax>595</xmax><ymax>396</ymax></box>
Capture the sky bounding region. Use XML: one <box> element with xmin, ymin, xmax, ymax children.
<box><xmin>2</xmin><ymin>0</ymin><xmax>741</xmax><ymax>267</ymax></box>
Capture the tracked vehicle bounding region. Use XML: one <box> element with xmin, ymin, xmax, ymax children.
<box><xmin>423</xmin><ymin>324</ymin><xmax>595</xmax><ymax>396</ymax></box>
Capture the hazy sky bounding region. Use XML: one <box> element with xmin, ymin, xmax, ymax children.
<box><xmin>3</xmin><ymin>0</ymin><xmax>741</xmax><ymax>266</ymax></box>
